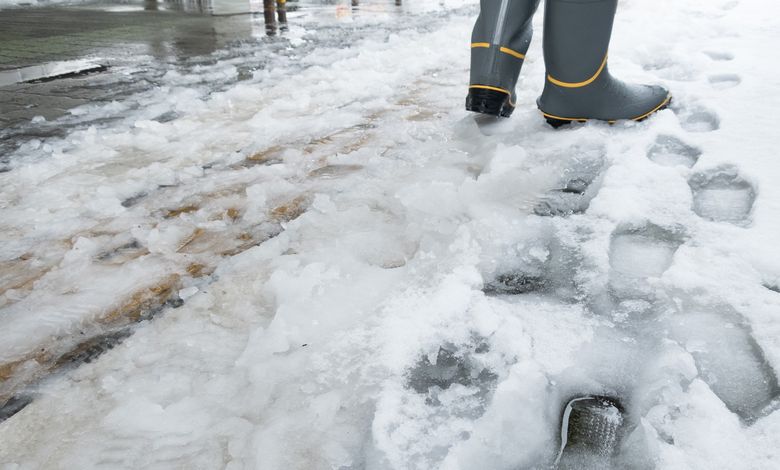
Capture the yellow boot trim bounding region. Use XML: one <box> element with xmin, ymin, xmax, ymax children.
<box><xmin>468</xmin><ymin>85</ymin><xmax>516</xmax><ymax>107</ymax></box>
<box><xmin>499</xmin><ymin>47</ymin><xmax>525</xmax><ymax>59</ymax></box>
<box><xmin>470</xmin><ymin>43</ymin><xmax>525</xmax><ymax>60</ymax></box>
<box><xmin>630</xmin><ymin>95</ymin><xmax>672</xmax><ymax>121</ymax></box>
<box><xmin>539</xmin><ymin>95</ymin><xmax>672</xmax><ymax>124</ymax></box>
<box><xmin>547</xmin><ymin>55</ymin><xmax>608</xmax><ymax>88</ymax></box>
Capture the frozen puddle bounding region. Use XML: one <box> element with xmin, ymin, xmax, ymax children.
<box><xmin>609</xmin><ymin>225</ymin><xmax>683</xmax><ymax>279</ymax></box>
<box><xmin>667</xmin><ymin>309</ymin><xmax>780</xmax><ymax>422</ymax></box>
<box><xmin>646</xmin><ymin>135</ymin><xmax>701</xmax><ymax>168</ymax></box>
<box><xmin>689</xmin><ymin>166</ymin><xmax>756</xmax><ymax>224</ymax></box>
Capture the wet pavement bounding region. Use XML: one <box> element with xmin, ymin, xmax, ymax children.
<box><xmin>0</xmin><ymin>0</ymin><xmax>424</xmax><ymax>165</ymax></box>
<box><xmin>0</xmin><ymin>0</ymin><xmax>267</xmax><ymax>132</ymax></box>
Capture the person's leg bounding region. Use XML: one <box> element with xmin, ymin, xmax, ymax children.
<box><xmin>538</xmin><ymin>0</ymin><xmax>671</xmax><ymax>126</ymax></box>
<box><xmin>467</xmin><ymin>0</ymin><xmax>540</xmax><ymax>118</ymax></box>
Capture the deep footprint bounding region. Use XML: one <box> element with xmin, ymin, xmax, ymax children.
<box><xmin>555</xmin><ymin>396</ymin><xmax>626</xmax><ymax>470</ymax></box>
<box><xmin>535</xmin><ymin>152</ymin><xmax>605</xmax><ymax>217</ymax></box>
<box><xmin>688</xmin><ymin>165</ymin><xmax>756</xmax><ymax>224</ymax></box>
<box><xmin>647</xmin><ymin>135</ymin><xmax>701</xmax><ymax>168</ymax></box>
<box><xmin>406</xmin><ymin>344</ymin><xmax>497</xmax><ymax>396</ymax></box>
<box><xmin>609</xmin><ymin>224</ymin><xmax>684</xmax><ymax>279</ymax></box>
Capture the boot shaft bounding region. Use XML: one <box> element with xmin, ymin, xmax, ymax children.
<box><xmin>543</xmin><ymin>0</ymin><xmax>617</xmax><ymax>86</ymax></box>
<box><xmin>471</xmin><ymin>0</ymin><xmax>540</xmax><ymax>47</ymax></box>
<box><xmin>469</xmin><ymin>0</ymin><xmax>540</xmax><ymax>91</ymax></box>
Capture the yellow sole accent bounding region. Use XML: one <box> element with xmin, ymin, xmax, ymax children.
<box><xmin>539</xmin><ymin>95</ymin><xmax>672</xmax><ymax>124</ymax></box>
<box><xmin>469</xmin><ymin>84</ymin><xmax>509</xmax><ymax>94</ymax></box>
<box><xmin>630</xmin><ymin>95</ymin><xmax>672</xmax><ymax>121</ymax></box>
<box><xmin>547</xmin><ymin>54</ymin><xmax>608</xmax><ymax>89</ymax></box>
<box><xmin>499</xmin><ymin>47</ymin><xmax>525</xmax><ymax>60</ymax></box>
<box><xmin>471</xmin><ymin>42</ymin><xmax>491</xmax><ymax>48</ymax></box>
<box><xmin>468</xmin><ymin>85</ymin><xmax>516</xmax><ymax>107</ymax></box>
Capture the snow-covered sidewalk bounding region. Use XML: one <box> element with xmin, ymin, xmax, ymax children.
<box><xmin>2</xmin><ymin>0</ymin><xmax>780</xmax><ymax>469</ymax></box>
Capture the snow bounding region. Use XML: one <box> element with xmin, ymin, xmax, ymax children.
<box><xmin>2</xmin><ymin>0</ymin><xmax>780</xmax><ymax>469</ymax></box>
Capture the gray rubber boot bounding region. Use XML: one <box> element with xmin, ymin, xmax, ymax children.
<box><xmin>466</xmin><ymin>0</ymin><xmax>540</xmax><ymax>118</ymax></box>
<box><xmin>537</xmin><ymin>0</ymin><xmax>671</xmax><ymax>126</ymax></box>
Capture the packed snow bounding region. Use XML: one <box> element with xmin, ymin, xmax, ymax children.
<box><xmin>2</xmin><ymin>0</ymin><xmax>780</xmax><ymax>469</ymax></box>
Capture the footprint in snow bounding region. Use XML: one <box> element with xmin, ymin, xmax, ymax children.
<box><xmin>555</xmin><ymin>396</ymin><xmax>629</xmax><ymax>470</ymax></box>
<box><xmin>675</xmin><ymin>105</ymin><xmax>721</xmax><ymax>133</ymax></box>
<box><xmin>646</xmin><ymin>135</ymin><xmax>701</xmax><ymax>168</ymax></box>
<box><xmin>708</xmin><ymin>73</ymin><xmax>742</xmax><ymax>90</ymax></box>
<box><xmin>609</xmin><ymin>224</ymin><xmax>684</xmax><ymax>279</ymax></box>
<box><xmin>703</xmin><ymin>50</ymin><xmax>734</xmax><ymax>61</ymax></box>
<box><xmin>534</xmin><ymin>152</ymin><xmax>606</xmax><ymax>217</ymax></box>
<box><xmin>406</xmin><ymin>344</ymin><xmax>497</xmax><ymax>398</ymax></box>
<box><xmin>688</xmin><ymin>165</ymin><xmax>756</xmax><ymax>225</ymax></box>
<box><xmin>666</xmin><ymin>308</ymin><xmax>780</xmax><ymax>423</ymax></box>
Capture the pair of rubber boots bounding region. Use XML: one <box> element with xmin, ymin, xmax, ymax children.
<box><xmin>466</xmin><ymin>0</ymin><xmax>671</xmax><ymax>126</ymax></box>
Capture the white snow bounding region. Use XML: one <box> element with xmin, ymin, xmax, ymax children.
<box><xmin>2</xmin><ymin>0</ymin><xmax>780</xmax><ymax>469</ymax></box>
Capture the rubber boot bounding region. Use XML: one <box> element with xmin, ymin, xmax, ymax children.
<box><xmin>538</xmin><ymin>0</ymin><xmax>671</xmax><ymax>126</ymax></box>
<box><xmin>466</xmin><ymin>0</ymin><xmax>540</xmax><ymax>118</ymax></box>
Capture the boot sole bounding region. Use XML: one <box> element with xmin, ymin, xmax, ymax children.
<box><xmin>542</xmin><ymin>95</ymin><xmax>672</xmax><ymax>128</ymax></box>
<box><xmin>466</xmin><ymin>87</ymin><xmax>515</xmax><ymax>118</ymax></box>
